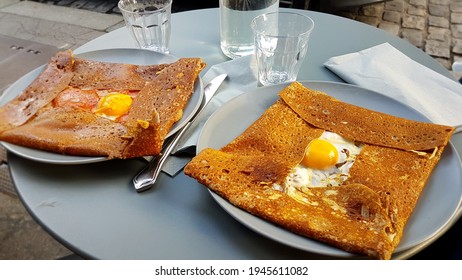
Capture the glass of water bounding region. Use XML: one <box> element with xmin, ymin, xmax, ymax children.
<box><xmin>251</xmin><ymin>12</ymin><xmax>314</xmax><ymax>86</ymax></box>
<box><xmin>219</xmin><ymin>0</ymin><xmax>279</xmax><ymax>59</ymax></box>
<box><xmin>118</xmin><ymin>0</ymin><xmax>172</xmax><ymax>54</ymax></box>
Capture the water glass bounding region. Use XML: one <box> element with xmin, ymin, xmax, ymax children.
<box><xmin>118</xmin><ymin>0</ymin><xmax>172</xmax><ymax>53</ymax></box>
<box><xmin>251</xmin><ymin>12</ymin><xmax>315</xmax><ymax>86</ymax></box>
<box><xmin>219</xmin><ymin>0</ymin><xmax>279</xmax><ymax>59</ymax></box>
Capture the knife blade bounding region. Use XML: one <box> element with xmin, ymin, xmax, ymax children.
<box><xmin>132</xmin><ymin>74</ymin><xmax>227</xmax><ymax>192</ymax></box>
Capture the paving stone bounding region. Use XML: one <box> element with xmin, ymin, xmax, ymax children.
<box><xmin>385</xmin><ymin>0</ymin><xmax>405</xmax><ymax>12</ymax></box>
<box><xmin>429</xmin><ymin>4</ymin><xmax>450</xmax><ymax>17</ymax></box>
<box><xmin>429</xmin><ymin>15</ymin><xmax>450</xmax><ymax>28</ymax></box>
<box><xmin>378</xmin><ymin>21</ymin><xmax>401</xmax><ymax>36</ymax></box>
<box><xmin>403</xmin><ymin>14</ymin><xmax>427</xmax><ymax>30</ymax></box>
<box><xmin>425</xmin><ymin>39</ymin><xmax>451</xmax><ymax>58</ymax></box>
<box><xmin>453</xmin><ymin>38</ymin><xmax>462</xmax><ymax>54</ymax></box>
<box><xmin>452</xmin><ymin>12</ymin><xmax>462</xmax><ymax>24</ymax></box>
<box><xmin>401</xmin><ymin>28</ymin><xmax>425</xmax><ymax>47</ymax></box>
<box><xmin>360</xmin><ymin>3</ymin><xmax>385</xmax><ymax>17</ymax></box>
<box><xmin>452</xmin><ymin>24</ymin><xmax>462</xmax><ymax>38</ymax></box>
<box><xmin>429</xmin><ymin>0</ymin><xmax>450</xmax><ymax>5</ymax></box>
<box><xmin>383</xmin><ymin>10</ymin><xmax>402</xmax><ymax>23</ymax></box>
<box><xmin>452</xmin><ymin>2</ymin><xmax>462</xmax><ymax>12</ymax></box>
<box><xmin>408</xmin><ymin>5</ymin><xmax>427</xmax><ymax>16</ymax></box>
<box><xmin>428</xmin><ymin>26</ymin><xmax>452</xmax><ymax>41</ymax></box>
<box><xmin>410</xmin><ymin>0</ymin><xmax>428</xmax><ymax>8</ymax></box>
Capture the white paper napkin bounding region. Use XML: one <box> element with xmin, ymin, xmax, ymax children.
<box><xmin>324</xmin><ymin>43</ymin><xmax>462</xmax><ymax>127</ymax></box>
<box><xmin>161</xmin><ymin>55</ymin><xmax>258</xmax><ymax>175</ymax></box>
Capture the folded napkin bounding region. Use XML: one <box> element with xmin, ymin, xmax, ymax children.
<box><xmin>161</xmin><ymin>55</ymin><xmax>258</xmax><ymax>175</ymax></box>
<box><xmin>324</xmin><ymin>43</ymin><xmax>462</xmax><ymax>127</ymax></box>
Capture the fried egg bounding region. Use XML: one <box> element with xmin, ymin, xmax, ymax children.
<box><xmin>53</xmin><ymin>88</ymin><xmax>135</xmax><ymax>121</ymax></box>
<box><xmin>95</xmin><ymin>93</ymin><xmax>133</xmax><ymax>120</ymax></box>
<box><xmin>274</xmin><ymin>131</ymin><xmax>363</xmax><ymax>195</ymax></box>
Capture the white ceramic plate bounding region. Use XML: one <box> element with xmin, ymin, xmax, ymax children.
<box><xmin>197</xmin><ymin>81</ymin><xmax>462</xmax><ymax>258</ymax></box>
<box><xmin>0</xmin><ymin>48</ymin><xmax>203</xmax><ymax>164</ymax></box>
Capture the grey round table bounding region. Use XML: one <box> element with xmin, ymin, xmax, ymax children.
<box><xmin>8</xmin><ymin>8</ymin><xmax>462</xmax><ymax>259</ymax></box>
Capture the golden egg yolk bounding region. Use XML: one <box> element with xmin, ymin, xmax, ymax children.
<box><xmin>301</xmin><ymin>139</ymin><xmax>339</xmax><ymax>170</ymax></box>
<box><xmin>95</xmin><ymin>93</ymin><xmax>133</xmax><ymax>119</ymax></box>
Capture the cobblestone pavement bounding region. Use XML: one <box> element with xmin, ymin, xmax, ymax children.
<box><xmin>335</xmin><ymin>0</ymin><xmax>462</xmax><ymax>70</ymax></box>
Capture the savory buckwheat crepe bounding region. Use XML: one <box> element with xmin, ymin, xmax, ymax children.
<box><xmin>0</xmin><ymin>50</ymin><xmax>205</xmax><ymax>159</ymax></box>
<box><xmin>184</xmin><ymin>82</ymin><xmax>454</xmax><ymax>259</ymax></box>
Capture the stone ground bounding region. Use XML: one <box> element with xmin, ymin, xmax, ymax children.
<box><xmin>0</xmin><ymin>192</ymin><xmax>73</xmax><ymax>259</ymax></box>
<box><xmin>0</xmin><ymin>138</ymin><xmax>72</xmax><ymax>259</ymax></box>
<box><xmin>334</xmin><ymin>0</ymin><xmax>462</xmax><ymax>70</ymax></box>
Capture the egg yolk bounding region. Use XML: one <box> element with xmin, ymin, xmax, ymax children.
<box><xmin>301</xmin><ymin>139</ymin><xmax>339</xmax><ymax>170</ymax></box>
<box><xmin>95</xmin><ymin>93</ymin><xmax>133</xmax><ymax>119</ymax></box>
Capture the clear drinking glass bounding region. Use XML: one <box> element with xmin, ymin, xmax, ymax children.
<box><xmin>251</xmin><ymin>12</ymin><xmax>315</xmax><ymax>86</ymax></box>
<box><xmin>118</xmin><ymin>0</ymin><xmax>172</xmax><ymax>53</ymax></box>
<box><xmin>219</xmin><ymin>0</ymin><xmax>279</xmax><ymax>59</ymax></box>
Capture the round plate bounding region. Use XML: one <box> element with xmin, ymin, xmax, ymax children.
<box><xmin>196</xmin><ymin>81</ymin><xmax>462</xmax><ymax>258</ymax></box>
<box><xmin>0</xmin><ymin>48</ymin><xmax>203</xmax><ymax>164</ymax></box>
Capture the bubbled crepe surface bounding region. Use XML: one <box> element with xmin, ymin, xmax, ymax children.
<box><xmin>184</xmin><ymin>82</ymin><xmax>454</xmax><ymax>260</ymax></box>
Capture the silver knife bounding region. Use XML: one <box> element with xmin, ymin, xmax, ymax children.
<box><xmin>132</xmin><ymin>74</ymin><xmax>227</xmax><ymax>192</ymax></box>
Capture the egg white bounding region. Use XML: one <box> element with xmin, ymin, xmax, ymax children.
<box><xmin>275</xmin><ymin>131</ymin><xmax>363</xmax><ymax>194</ymax></box>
